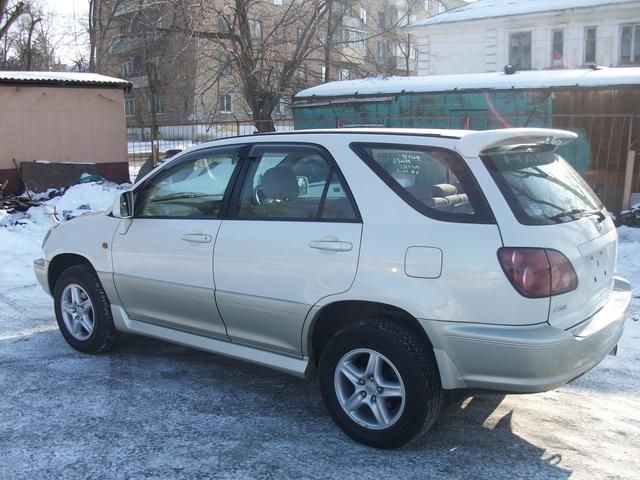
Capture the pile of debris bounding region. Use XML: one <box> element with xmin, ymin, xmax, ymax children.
<box><xmin>618</xmin><ymin>205</ymin><xmax>640</xmax><ymax>228</ymax></box>
<box><xmin>0</xmin><ymin>180</ymin><xmax>43</xmax><ymax>214</ymax></box>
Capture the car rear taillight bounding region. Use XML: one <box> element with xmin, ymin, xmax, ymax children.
<box><xmin>498</xmin><ymin>247</ymin><xmax>578</xmax><ymax>298</ymax></box>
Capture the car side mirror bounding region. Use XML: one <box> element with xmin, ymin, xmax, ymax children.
<box><xmin>113</xmin><ymin>191</ymin><xmax>134</xmax><ymax>218</ymax></box>
<box><xmin>297</xmin><ymin>176</ymin><xmax>309</xmax><ymax>196</ymax></box>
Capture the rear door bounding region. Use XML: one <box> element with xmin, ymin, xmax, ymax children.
<box><xmin>111</xmin><ymin>146</ymin><xmax>243</xmax><ymax>339</ymax></box>
<box><xmin>213</xmin><ymin>143</ymin><xmax>362</xmax><ymax>357</ymax></box>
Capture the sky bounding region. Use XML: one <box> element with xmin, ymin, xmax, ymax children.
<box><xmin>44</xmin><ymin>0</ymin><xmax>89</xmax><ymax>64</ymax></box>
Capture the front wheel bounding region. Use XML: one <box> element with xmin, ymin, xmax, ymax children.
<box><xmin>53</xmin><ymin>264</ymin><xmax>119</xmax><ymax>354</ymax></box>
<box><xmin>319</xmin><ymin>320</ymin><xmax>442</xmax><ymax>448</ymax></box>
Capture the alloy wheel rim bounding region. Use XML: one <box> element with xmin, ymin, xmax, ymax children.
<box><xmin>334</xmin><ymin>348</ymin><xmax>406</xmax><ymax>430</ymax></box>
<box><xmin>60</xmin><ymin>284</ymin><xmax>95</xmax><ymax>341</ymax></box>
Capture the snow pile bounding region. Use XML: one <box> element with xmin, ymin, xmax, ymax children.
<box><xmin>295</xmin><ymin>68</ymin><xmax>640</xmax><ymax>99</ymax></box>
<box><xmin>0</xmin><ymin>182</ymin><xmax>126</xmax><ymax>316</ymax></box>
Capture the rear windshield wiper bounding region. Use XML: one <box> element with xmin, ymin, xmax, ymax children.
<box><xmin>550</xmin><ymin>208</ymin><xmax>605</xmax><ymax>223</ymax></box>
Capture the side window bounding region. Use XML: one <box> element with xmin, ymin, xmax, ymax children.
<box><xmin>237</xmin><ymin>145</ymin><xmax>358</xmax><ymax>221</ymax></box>
<box><xmin>351</xmin><ymin>143</ymin><xmax>493</xmax><ymax>223</ymax></box>
<box><xmin>137</xmin><ymin>148</ymin><xmax>240</xmax><ymax>218</ymax></box>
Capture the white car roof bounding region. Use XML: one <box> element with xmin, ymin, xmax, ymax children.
<box><xmin>154</xmin><ymin>127</ymin><xmax>578</xmax><ymax>177</ymax></box>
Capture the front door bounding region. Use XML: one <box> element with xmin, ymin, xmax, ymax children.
<box><xmin>112</xmin><ymin>146</ymin><xmax>242</xmax><ymax>339</ymax></box>
<box><xmin>214</xmin><ymin>144</ymin><xmax>363</xmax><ymax>356</ymax></box>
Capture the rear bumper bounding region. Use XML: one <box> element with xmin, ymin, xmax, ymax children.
<box><xmin>420</xmin><ymin>276</ymin><xmax>631</xmax><ymax>393</ymax></box>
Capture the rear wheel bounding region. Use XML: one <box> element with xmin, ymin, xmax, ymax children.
<box><xmin>319</xmin><ymin>320</ymin><xmax>442</xmax><ymax>448</ymax></box>
<box><xmin>53</xmin><ymin>264</ymin><xmax>119</xmax><ymax>353</ymax></box>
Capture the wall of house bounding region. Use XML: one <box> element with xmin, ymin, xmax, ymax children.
<box><xmin>414</xmin><ymin>2</ymin><xmax>640</xmax><ymax>75</ymax></box>
<box><xmin>0</xmin><ymin>85</ymin><xmax>129</xmax><ymax>193</ymax></box>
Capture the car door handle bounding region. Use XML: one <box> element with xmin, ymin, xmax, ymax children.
<box><xmin>308</xmin><ymin>240</ymin><xmax>353</xmax><ymax>252</ymax></box>
<box><xmin>181</xmin><ymin>233</ymin><xmax>212</xmax><ymax>243</ymax></box>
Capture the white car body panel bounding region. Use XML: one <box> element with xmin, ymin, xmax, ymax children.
<box><xmin>111</xmin><ymin>218</ymin><xmax>228</xmax><ymax>339</ymax></box>
<box><xmin>214</xmin><ymin>220</ymin><xmax>362</xmax><ymax>356</ymax></box>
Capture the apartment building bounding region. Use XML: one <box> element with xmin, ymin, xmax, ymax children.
<box><xmin>100</xmin><ymin>0</ymin><xmax>463</xmax><ymax>126</ymax></box>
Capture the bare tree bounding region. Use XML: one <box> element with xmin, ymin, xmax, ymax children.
<box><xmin>194</xmin><ymin>0</ymin><xmax>329</xmax><ymax>132</ymax></box>
<box><xmin>0</xmin><ymin>0</ymin><xmax>25</xmax><ymax>43</ymax></box>
<box><xmin>88</xmin><ymin>0</ymin><xmax>125</xmax><ymax>72</ymax></box>
<box><xmin>2</xmin><ymin>1</ymin><xmax>63</xmax><ymax>70</ymax></box>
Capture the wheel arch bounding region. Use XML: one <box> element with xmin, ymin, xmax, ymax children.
<box><xmin>306</xmin><ymin>300</ymin><xmax>434</xmax><ymax>368</ymax></box>
<box><xmin>48</xmin><ymin>253</ymin><xmax>96</xmax><ymax>294</ymax></box>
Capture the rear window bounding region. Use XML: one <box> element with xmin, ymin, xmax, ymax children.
<box><xmin>350</xmin><ymin>143</ymin><xmax>494</xmax><ymax>223</ymax></box>
<box><xmin>481</xmin><ymin>148</ymin><xmax>603</xmax><ymax>226</ymax></box>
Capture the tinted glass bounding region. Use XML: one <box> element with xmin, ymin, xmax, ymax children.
<box><xmin>351</xmin><ymin>143</ymin><xmax>492</xmax><ymax>223</ymax></box>
<box><xmin>137</xmin><ymin>149</ymin><xmax>239</xmax><ymax>218</ymax></box>
<box><xmin>237</xmin><ymin>147</ymin><xmax>357</xmax><ymax>221</ymax></box>
<box><xmin>482</xmin><ymin>150</ymin><xmax>603</xmax><ymax>225</ymax></box>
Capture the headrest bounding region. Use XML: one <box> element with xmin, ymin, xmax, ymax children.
<box><xmin>432</xmin><ymin>183</ymin><xmax>457</xmax><ymax>197</ymax></box>
<box><xmin>261</xmin><ymin>166</ymin><xmax>299</xmax><ymax>200</ymax></box>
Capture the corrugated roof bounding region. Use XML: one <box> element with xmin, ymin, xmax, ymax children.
<box><xmin>0</xmin><ymin>71</ymin><xmax>131</xmax><ymax>88</ymax></box>
<box><xmin>294</xmin><ymin>67</ymin><xmax>640</xmax><ymax>99</ymax></box>
<box><xmin>410</xmin><ymin>0</ymin><xmax>640</xmax><ymax>27</ymax></box>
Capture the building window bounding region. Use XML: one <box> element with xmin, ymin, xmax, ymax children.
<box><xmin>147</xmin><ymin>96</ymin><xmax>165</xmax><ymax>115</ymax></box>
<box><xmin>620</xmin><ymin>24</ymin><xmax>640</xmax><ymax>64</ymax></box>
<box><xmin>218</xmin><ymin>16</ymin><xmax>230</xmax><ymax>34</ymax></box>
<box><xmin>122</xmin><ymin>60</ymin><xmax>134</xmax><ymax>78</ymax></box>
<box><xmin>438</xmin><ymin>1</ymin><xmax>445</xmax><ymax>14</ymax></box>
<box><xmin>321</xmin><ymin>65</ymin><xmax>327</xmax><ymax>81</ymax></box>
<box><xmin>276</xmin><ymin>98</ymin><xmax>289</xmax><ymax>115</ymax></box>
<box><xmin>298</xmin><ymin>64</ymin><xmax>307</xmax><ymax>81</ymax></box>
<box><xmin>220</xmin><ymin>94</ymin><xmax>232</xmax><ymax>113</ymax></box>
<box><xmin>377</xmin><ymin>40</ymin><xmax>386</xmax><ymax>60</ymax></box>
<box><xmin>344</xmin><ymin>28</ymin><xmax>365</xmax><ymax>50</ymax></box>
<box><xmin>378</xmin><ymin>12</ymin><xmax>385</xmax><ymax>29</ymax></box>
<box><xmin>249</xmin><ymin>19</ymin><xmax>262</xmax><ymax>39</ymax></box>
<box><xmin>425</xmin><ymin>0</ymin><xmax>431</xmax><ymax>11</ymax></box>
<box><xmin>584</xmin><ymin>26</ymin><xmax>597</xmax><ymax>64</ymax></box>
<box><xmin>273</xmin><ymin>0</ymin><xmax>282</xmax><ymax>5</ymax></box>
<box><xmin>551</xmin><ymin>29</ymin><xmax>564</xmax><ymax>67</ymax></box>
<box><xmin>124</xmin><ymin>96</ymin><xmax>136</xmax><ymax>117</ymax></box>
<box><xmin>221</xmin><ymin>54</ymin><xmax>232</xmax><ymax>75</ymax></box>
<box><xmin>509</xmin><ymin>31</ymin><xmax>532</xmax><ymax>70</ymax></box>
<box><xmin>360</xmin><ymin>7</ymin><xmax>367</xmax><ymax>24</ymax></box>
<box><xmin>339</xmin><ymin>68</ymin><xmax>350</xmax><ymax>80</ymax></box>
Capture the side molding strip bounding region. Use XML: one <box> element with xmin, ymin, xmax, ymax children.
<box><xmin>111</xmin><ymin>305</ymin><xmax>310</xmax><ymax>378</ymax></box>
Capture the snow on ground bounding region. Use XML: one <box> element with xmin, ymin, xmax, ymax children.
<box><xmin>0</xmin><ymin>185</ymin><xmax>639</xmax><ymax>479</ymax></box>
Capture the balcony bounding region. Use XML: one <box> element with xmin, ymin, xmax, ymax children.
<box><xmin>129</xmin><ymin>75</ymin><xmax>149</xmax><ymax>88</ymax></box>
<box><xmin>342</xmin><ymin>15</ymin><xmax>363</xmax><ymax>30</ymax></box>
<box><xmin>339</xmin><ymin>46</ymin><xmax>365</xmax><ymax>65</ymax></box>
<box><xmin>110</xmin><ymin>36</ymin><xmax>137</xmax><ymax>55</ymax></box>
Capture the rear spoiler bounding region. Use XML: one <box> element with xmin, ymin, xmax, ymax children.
<box><xmin>455</xmin><ymin>128</ymin><xmax>578</xmax><ymax>158</ymax></box>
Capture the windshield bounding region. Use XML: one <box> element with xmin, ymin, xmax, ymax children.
<box><xmin>481</xmin><ymin>149</ymin><xmax>603</xmax><ymax>226</ymax></box>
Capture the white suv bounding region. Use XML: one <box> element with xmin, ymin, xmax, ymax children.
<box><xmin>34</xmin><ymin>128</ymin><xmax>631</xmax><ymax>448</ymax></box>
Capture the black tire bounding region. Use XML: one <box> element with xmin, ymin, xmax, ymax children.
<box><xmin>53</xmin><ymin>264</ymin><xmax>119</xmax><ymax>354</ymax></box>
<box><xmin>318</xmin><ymin>319</ymin><xmax>442</xmax><ymax>449</ymax></box>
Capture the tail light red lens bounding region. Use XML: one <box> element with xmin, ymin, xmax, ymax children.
<box><xmin>498</xmin><ymin>247</ymin><xmax>578</xmax><ymax>298</ymax></box>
